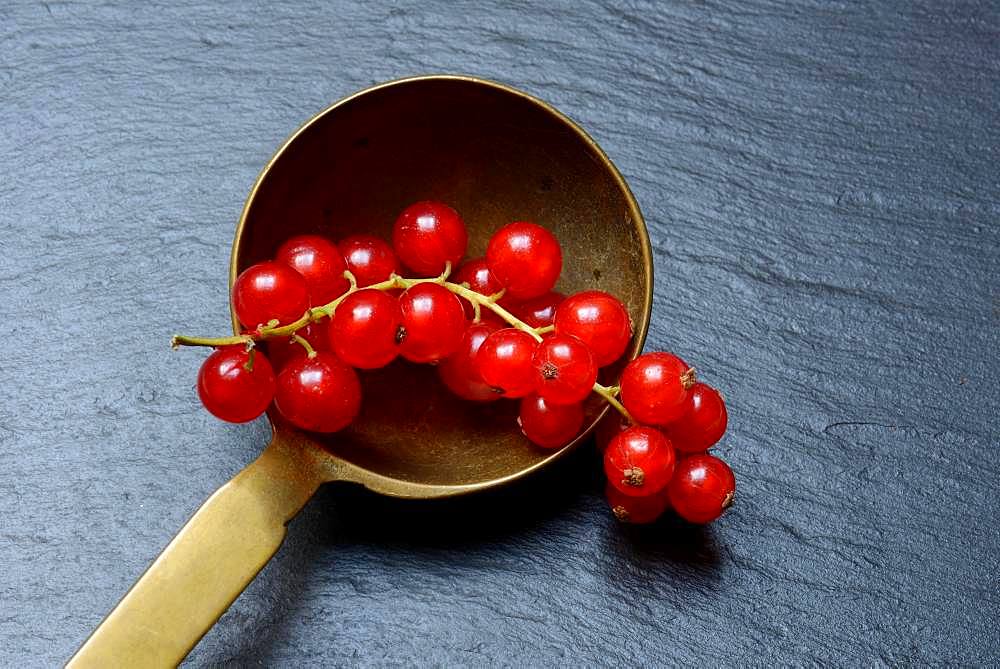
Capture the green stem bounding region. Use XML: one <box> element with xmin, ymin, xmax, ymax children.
<box><xmin>171</xmin><ymin>265</ymin><xmax>633</xmax><ymax>421</ymax></box>
<box><xmin>289</xmin><ymin>333</ymin><xmax>317</xmax><ymax>358</ymax></box>
<box><xmin>593</xmin><ymin>384</ymin><xmax>632</xmax><ymax>423</ymax></box>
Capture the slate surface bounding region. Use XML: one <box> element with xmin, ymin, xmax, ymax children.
<box><xmin>2</xmin><ymin>1</ymin><xmax>998</xmax><ymax>666</ymax></box>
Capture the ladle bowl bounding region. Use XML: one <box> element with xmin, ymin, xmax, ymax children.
<box><xmin>70</xmin><ymin>75</ymin><xmax>652</xmax><ymax>667</ymax></box>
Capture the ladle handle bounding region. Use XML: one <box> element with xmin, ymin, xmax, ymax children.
<box><xmin>67</xmin><ymin>433</ymin><xmax>323</xmax><ymax>668</ymax></box>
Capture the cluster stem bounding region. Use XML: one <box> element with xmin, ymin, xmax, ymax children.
<box><xmin>171</xmin><ymin>265</ymin><xmax>633</xmax><ymax>422</ymax></box>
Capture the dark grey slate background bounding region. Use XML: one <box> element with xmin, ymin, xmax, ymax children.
<box><xmin>2</xmin><ymin>0</ymin><xmax>998</xmax><ymax>665</ymax></box>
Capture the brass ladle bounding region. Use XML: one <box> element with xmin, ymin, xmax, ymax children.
<box><xmin>69</xmin><ymin>75</ymin><xmax>653</xmax><ymax>667</ymax></box>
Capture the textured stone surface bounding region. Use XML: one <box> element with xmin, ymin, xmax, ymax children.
<box><xmin>2</xmin><ymin>0</ymin><xmax>998</xmax><ymax>666</ymax></box>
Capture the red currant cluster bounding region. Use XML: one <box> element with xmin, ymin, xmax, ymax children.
<box><xmin>175</xmin><ymin>201</ymin><xmax>736</xmax><ymax>526</ymax></box>
<box><xmin>600</xmin><ymin>355</ymin><xmax>735</xmax><ymax>525</ymax></box>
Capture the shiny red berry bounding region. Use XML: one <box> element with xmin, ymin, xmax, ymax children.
<box><xmin>339</xmin><ymin>234</ymin><xmax>400</xmax><ymax>287</ymax></box>
<box><xmin>398</xmin><ymin>283</ymin><xmax>466</xmax><ymax>363</ymax></box>
<box><xmin>554</xmin><ymin>290</ymin><xmax>632</xmax><ymax>367</ymax></box>
<box><xmin>506</xmin><ymin>291</ymin><xmax>564</xmax><ymax>329</ymax></box>
<box><xmin>620</xmin><ymin>352</ymin><xmax>694</xmax><ymax>425</ymax></box>
<box><xmin>392</xmin><ymin>201</ymin><xmax>468</xmax><ymax>276</ymax></box>
<box><xmin>486</xmin><ymin>222</ymin><xmax>562</xmax><ymax>300</ymax></box>
<box><xmin>518</xmin><ymin>394</ymin><xmax>584</xmax><ymax>449</ymax></box>
<box><xmin>666</xmin><ymin>383</ymin><xmax>728</xmax><ymax>453</ymax></box>
<box><xmin>667</xmin><ymin>454</ymin><xmax>736</xmax><ymax>524</ymax></box>
<box><xmin>197</xmin><ymin>346</ymin><xmax>275</xmax><ymax>423</ymax></box>
<box><xmin>437</xmin><ymin>322</ymin><xmax>502</xmax><ymax>402</ymax></box>
<box><xmin>266</xmin><ymin>320</ymin><xmax>331</xmax><ymax>371</ymax></box>
<box><xmin>605</xmin><ymin>483</ymin><xmax>671</xmax><ymax>524</ymax></box>
<box><xmin>330</xmin><ymin>289</ymin><xmax>403</xmax><ymax>369</ymax></box>
<box><xmin>476</xmin><ymin>328</ymin><xmax>538</xmax><ymax>398</ymax></box>
<box><xmin>275</xmin><ymin>235</ymin><xmax>349</xmax><ymax>304</ymax></box>
<box><xmin>604</xmin><ymin>426</ymin><xmax>676</xmax><ymax>497</ymax></box>
<box><xmin>273</xmin><ymin>352</ymin><xmax>361</xmax><ymax>433</ymax></box>
<box><xmin>452</xmin><ymin>257</ymin><xmax>505</xmax><ymax>318</ymax></box>
<box><xmin>531</xmin><ymin>333</ymin><xmax>596</xmax><ymax>405</ymax></box>
<box><xmin>232</xmin><ymin>261</ymin><xmax>310</xmax><ymax>328</ymax></box>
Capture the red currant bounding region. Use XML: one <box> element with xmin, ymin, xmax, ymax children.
<box><xmin>266</xmin><ymin>320</ymin><xmax>331</xmax><ymax>371</ymax></box>
<box><xmin>620</xmin><ymin>352</ymin><xmax>693</xmax><ymax>425</ymax></box>
<box><xmin>666</xmin><ymin>383</ymin><xmax>728</xmax><ymax>453</ymax></box>
<box><xmin>476</xmin><ymin>328</ymin><xmax>538</xmax><ymax>398</ymax></box>
<box><xmin>605</xmin><ymin>483</ymin><xmax>670</xmax><ymax>524</ymax></box>
<box><xmin>553</xmin><ymin>290</ymin><xmax>632</xmax><ymax>367</ymax></box>
<box><xmin>667</xmin><ymin>454</ymin><xmax>736</xmax><ymax>524</ymax></box>
<box><xmin>604</xmin><ymin>426</ymin><xmax>676</xmax><ymax>497</ymax></box>
<box><xmin>506</xmin><ymin>291</ymin><xmax>564</xmax><ymax>329</ymax></box>
<box><xmin>197</xmin><ymin>346</ymin><xmax>275</xmax><ymax>423</ymax></box>
<box><xmin>486</xmin><ymin>222</ymin><xmax>562</xmax><ymax>300</ymax></box>
<box><xmin>232</xmin><ymin>261</ymin><xmax>310</xmax><ymax>328</ymax></box>
<box><xmin>437</xmin><ymin>322</ymin><xmax>502</xmax><ymax>402</ymax></box>
<box><xmin>275</xmin><ymin>235</ymin><xmax>349</xmax><ymax>304</ymax></box>
<box><xmin>339</xmin><ymin>234</ymin><xmax>400</xmax><ymax>287</ymax></box>
<box><xmin>330</xmin><ymin>289</ymin><xmax>403</xmax><ymax>369</ymax></box>
<box><xmin>518</xmin><ymin>394</ymin><xmax>584</xmax><ymax>449</ymax></box>
<box><xmin>452</xmin><ymin>257</ymin><xmax>505</xmax><ymax>319</ymax></box>
<box><xmin>531</xmin><ymin>333</ymin><xmax>596</xmax><ymax>405</ymax></box>
<box><xmin>392</xmin><ymin>201</ymin><xmax>468</xmax><ymax>276</ymax></box>
<box><xmin>273</xmin><ymin>352</ymin><xmax>361</xmax><ymax>433</ymax></box>
<box><xmin>398</xmin><ymin>283</ymin><xmax>466</xmax><ymax>363</ymax></box>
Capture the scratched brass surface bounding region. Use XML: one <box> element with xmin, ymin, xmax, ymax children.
<box><xmin>68</xmin><ymin>75</ymin><xmax>652</xmax><ymax>668</ymax></box>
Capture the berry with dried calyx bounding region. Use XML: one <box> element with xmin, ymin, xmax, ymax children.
<box><xmin>604</xmin><ymin>426</ymin><xmax>676</xmax><ymax>497</ymax></box>
<box><xmin>620</xmin><ymin>352</ymin><xmax>695</xmax><ymax>425</ymax></box>
<box><xmin>531</xmin><ymin>333</ymin><xmax>597</xmax><ymax>405</ymax></box>
<box><xmin>667</xmin><ymin>454</ymin><xmax>736</xmax><ymax>524</ymax></box>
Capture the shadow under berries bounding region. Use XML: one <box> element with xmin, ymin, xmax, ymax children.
<box><xmin>194</xmin><ymin>442</ymin><xmax>726</xmax><ymax>666</ymax></box>
<box><xmin>612</xmin><ymin>514</ymin><xmax>724</xmax><ymax>570</ymax></box>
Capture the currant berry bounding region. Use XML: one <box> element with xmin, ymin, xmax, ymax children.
<box><xmin>476</xmin><ymin>328</ymin><xmax>538</xmax><ymax>398</ymax></box>
<box><xmin>506</xmin><ymin>291</ymin><xmax>564</xmax><ymax>329</ymax></box>
<box><xmin>452</xmin><ymin>257</ymin><xmax>505</xmax><ymax>319</ymax></box>
<box><xmin>620</xmin><ymin>352</ymin><xmax>694</xmax><ymax>425</ymax></box>
<box><xmin>339</xmin><ymin>234</ymin><xmax>399</xmax><ymax>287</ymax></box>
<box><xmin>605</xmin><ymin>483</ymin><xmax>670</xmax><ymax>524</ymax></box>
<box><xmin>486</xmin><ymin>222</ymin><xmax>562</xmax><ymax>300</ymax></box>
<box><xmin>518</xmin><ymin>394</ymin><xmax>584</xmax><ymax>449</ymax></box>
<box><xmin>667</xmin><ymin>454</ymin><xmax>736</xmax><ymax>524</ymax></box>
<box><xmin>232</xmin><ymin>261</ymin><xmax>310</xmax><ymax>328</ymax></box>
<box><xmin>666</xmin><ymin>383</ymin><xmax>728</xmax><ymax>453</ymax></box>
<box><xmin>266</xmin><ymin>320</ymin><xmax>331</xmax><ymax>371</ymax></box>
<box><xmin>531</xmin><ymin>333</ymin><xmax>596</xmax><ymax>405</ymax></box>
<box><xmin>330</xmin><ymin>289</ymin><xmax>403</xmax><ymax>369</ymax></box>
<box><xmin>392</xmin><ymin>201</ymin><xmax>468</xmax><ymax>276</ymax></box>
<box><xmin>604</xmin><ymin>426</ymin><xmax>676</xmax><ymax>497</ymax></box>
<box><xmin>398</xmin><ymin>283</ymin><xmax>466</xmax><ymax>363</ymax></box>
<box><xmin>553</xmin><ymin>290</ymin><xmax>632</xmax><ymax>367</ymax></box>
<box><xmin>273</xmin><ymin>352</ymin><xmax>361</xmax><ymax>433</ymax></box>
<box><xmin>197</xmin><ymin>346</ymin><xmax>275</xmax><ymax>423</ymax></box>
<box><xmin>437</xmin><ymin>322</ymin><xmax>502</xmax><ymax>401</ymax></box>
<box><xmin>275</xmin><ymin>235</ymin><xmax>349</xmax><ymax>304</ymax></box>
